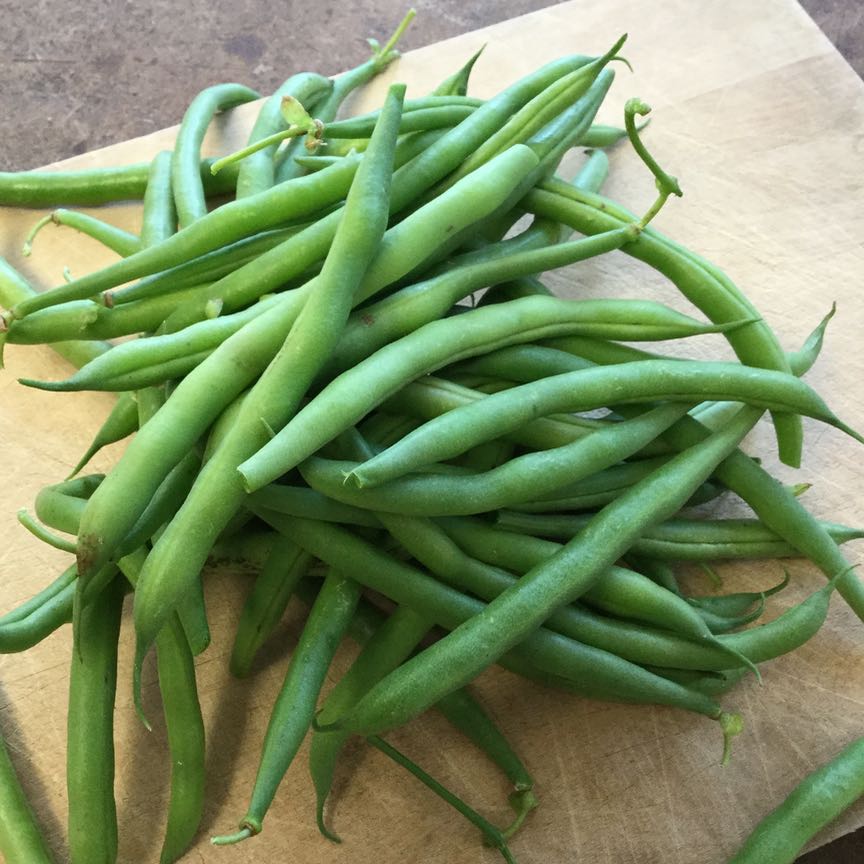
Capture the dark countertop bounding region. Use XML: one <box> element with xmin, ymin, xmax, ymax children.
<box><xmin>0</xmin><ymin>0</ymin><xmax>861</xmax><ymax>171</ymax></box>
<box><xmin>1</xmin><ymin>1</ymin><xmax>862</xmax><ymax>861</ymax></box>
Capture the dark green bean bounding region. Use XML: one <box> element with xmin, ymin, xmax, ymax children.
<box><xmin>212</xmin><ymin>570</ymin><xmax>361</xmax><ymax>845</ymax></box>
<box><xmin>67</xmin><ymin>573</ymin><xmax>124</xmax><ymax>864</ymax></box>
<box><xmin>229</xmin><ymin>534</ymin><xmax>312</xmax><ymax>678</ymax></box>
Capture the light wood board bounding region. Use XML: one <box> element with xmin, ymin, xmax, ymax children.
<box><xmin>2</xmin><ymin>1</ymin><xmax>863</xmax><ymax>861</ymax></box>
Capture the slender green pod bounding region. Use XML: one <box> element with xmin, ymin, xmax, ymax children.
<box><xmin>67</xmin><ymin>574</ymin><xmax>125</xmax><ymax>864</ymax></box>
<box><xmin>212</xmin><ymin>571</ymin><xmax>361</xmax><ymax>845</ymax></box>
<box><xmin>0</xmin><ymin>158</ymin><xmax>239</xmax><ymax>208</ymax></box>
<box><xmin>728</xmin><ymin>735</ymin><xmax>864</xmax><ymax>864</ymax></box>
<box><xmin>230</xmin><ymin>535</ymin><xmax>312</xmax><ymax>678</ymax></box>
<box><xmin>172</xmin><ymin>82</ymin><xmax>260</xmax><ymax>227</ymax></box>
<box><xmin>23</xmin><ymin>209</ymin><xmax>142</xmax><ymax>258</ymax></box>
<box><xmin>140</xmin><ymin>150</ymin><xmax>177</xmax><ymax>247</ymax></box>
<box><xmin>1</xmin><ymin>256</ymin><xmax>109</xmax><ymax>369</ymax></box>
<box><xmin>130</xmin><ymin>84</ymin><xmax>406</xmax><ymax>701</ymax></box>
<box><xmin>67</xmin><ymin>393</ymin><xmax>138</xmax><ymax>477</ymax></box>
<box><xmin>0</xmin><ymin>727</ymin><xmax>55</xmax><ymax>864</ymax></box>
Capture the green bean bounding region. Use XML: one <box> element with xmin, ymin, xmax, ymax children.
<box><xmin>0</xmin><ymin>568</ymin><xmax>76</xmax><ymax>653</ymax></box>
<box><xmin>325</xmin><ymin>224</ymin><xmax>633</xmax><ymax>378</ymax></box>
<box><xmin>67</xmin><ymin>392</ymin><xmax>138</xmax><ymax>477</ymax></box>
<box><xmin>0</xmin><ymin>563</ymin><xmax>77</xmax><ymax>627</ymax></box>
<box><xmin>324</xmin><ymin>105</ymin><xmax>476</xmax><ymax>140</ymax></box>
<box><xmin>345</xmin><ymin>358</ymin><xmax>858</xmax><ymax>491</ymax></box>
<box><xmin>117</xmin><ymin>549</ymin><xmax>205</xmax><ymax>864</ymax></box>
<box><xmin>271</xmin><ymin>12</ymin><xmax>411</xmax><ymax>184</ymax></box>
<box><xmin>239</xmin><ymin>298</ymin><xmax>748</xmax><ymax>492</ymax></box>
<box><xmin>129</xmin><ymin>84</ymin><xmax>406</xmax><ymax>703</ymax></box>
<box><xmin>1</xmin><ymin>256</ymin><xmax>109</xmax><ymax>368</ymax></box>
<box><xmin>0</xmin><ymin>725</ymin><xmax>55</xmax><ymax>864</ymax></box>
<box><xmin>328</xmin><ymin>408</ymin><xmax>759</xmax><ymax>737</ymax></box>
<box><xmin>212</xmin><ymin>570</ymin><xmax>361</xmax><ymax>845</ymax></box>
<box><xmin>172</xmin><ymin>83</ymin><xmax>260</xmax><ymax>227</ymax></box>
<box><xmin>237</xmin><ymin>73</ymin><xmax>332</xmax><ymax>199</ymax></box>
<box><xmin>110</xmin><ymin>226</ymin><xmax>300</xmax><ymax>306</ymax></box>
<box><xmin>310</xmin><ymin>603</ymin><xmax>431</xmax><ymax>841</ymax></box>
<box><xmin>436</xmin><ymin>35</ymin><xmax>623</xmax><ymax>195</ymax></box>
<box><xmin>525</xmin><ymin>181</ymin><xmax>803</xmax><ymax>467</ymax></box>
<box><xmin>648</xmin><ymin>667</ymin><xmax>748</xmax><ymax>698</ymax></box>
<box><xmin>22</xmin><ymin>209</ymin><xmax>142</xmax><ymax>258</ymax></box>
<box><xmin>496</xmin><ymin>513</ymin><xmax>864</xmax><ymax>560</ymax></box>
<box><xmin>435</xmin><ymin>687</ymin><xmax>537</xmax><ymax>837</ymax></box>
<box><xmin>0</xmin><ymin>158</ymin><xmax>239</xmax><ymax>208</ymax></box>
<box><xmin>366</xmin><ymin>735</ymin><xmax>517</xmax><ymax>864</ymax></box>
<box><xmin>432</xmin><ymin>47</ymin><xmax>485</xmax><ymax>96</ymax></box>
<box><xmin>77</xmin><ymin>137</ymin><xmax>534</xmax><ymax>593</ymax></box>
<box><xmin>382</xmin><ymin>375</ymin><xmax>609</xmax><ymax>451</ymax></box>
<box><xmin>688</xmin><ymin>573</ymin><xmax>790</xmax><ymax>618</ymax></box>
<box><xmin>579</xmin><ymin>123</ymin><xmax>630</xmax><ymax>148</ymax></box>
<box><xmin>17</xmin><ymin>509</ymin><xmax>77</xmax><ymax>552</ymax></box>
<box><xmin>248</xmin><ymin>485</ymin><xmax>380</xmax><ymax>528</ymax></box>
<box><xmin>140</xmin><ymin>150</ymin><xmax>177</xmax><ymax>247</ymax></box>
<box><xmin>252</xmin><ymin>509</ymin><xmax>733</xmax><ymax>728</ymax></box>
<box><xmin>67</xmin><ymin>573</ymin><xmax>124</xmax><ymax>864</ymax></box>
<box><xmin>300</xmin><ymin>405</ymin><xmax>690</xmax><ymax>516</ymax></box>
<box><xmin>728</xmin><ymin>735</ymin><xmax>864</xmax><ymax>864</ymax></box>
<box><xmin>7</xmin><ymin>154</ymin><xmax>361</xmax><ymax>320</ymax></box>
<box><xmin>229</xmin><ymin>534</ymin><xmax>312</xmax><ymax>678</ymax></box>
<box><xmin>434</xmin><ymin>516</ymin><xmax>836</xmax><ymax>670</ymax></box>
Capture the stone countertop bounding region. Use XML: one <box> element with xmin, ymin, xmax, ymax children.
<box><xmin>0</xmin><ymin>0</ymin><xmax>861</xmax><ymax>170</ymax></box>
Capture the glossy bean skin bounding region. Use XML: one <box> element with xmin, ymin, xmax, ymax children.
<box><xmin>130</xmin><ymin>85</ymin><xmax>407</xmax><ymax>693</ymax></box>
<box><xmin>0</xmin><ymin>728</ymin><xmax>55</xmax><ymax>864</ymax></box>
<box><xmin>8</xmin><ymin>155</ymin><xmax>360</xmax><ymax>319</ymax></box>
<box><xmin>728</xmin><ymin>735</ymin><xmax>864</xmax><ymax>864</ymax></box>
<box><xmin>67</xmin><ymin>574</ymin><xmax>125</xmax><ymax>864</ymax></box>
<box><xmin>140</xmin><ymin>150</ymin><xmax>177</xmax><ymax>247</ymax></box>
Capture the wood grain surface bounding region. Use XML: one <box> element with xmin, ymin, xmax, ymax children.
<box><xmin>1</xmin><ymin>1</ymin><xmax>863</xmax><ymax>862</ymax></box>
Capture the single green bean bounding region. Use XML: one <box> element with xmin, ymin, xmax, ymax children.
<box><xmin>67</xmin><ymin>392</ymin><xmax>138</xmax><ymax>477</ymax></box>
<box><xmin>172</xmin><ymin>82</ymin><xmax>260</xmax><ymax>227</ymax></box>
<box><xmin>23</xmin><ymin>209</ymin><xmax>142</xmax><ymax>258</ymax></box>
<box><xmin>0</xmin><ymin>726</ymin><xmax>55</xmax><ymax>864</ymax></box>
<box><xmin>67</xmin><ymin>573</ymin><xmax>124</xmax><ymax>864</ymax></box>
<box><xmin>728</xmin><ymin>735</ymin><xmax>864</xmax><ymax>864</ymax></box>
<box><xmin>140</xmin><ymin>150</ymin><xmax>177</xmax><ymax>247</ymax></box>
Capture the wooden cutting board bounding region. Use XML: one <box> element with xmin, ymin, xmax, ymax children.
<box><xmin>2</xmin><ymin>1</ymin><xmax>863</xmax><ymax>862</ymax></box>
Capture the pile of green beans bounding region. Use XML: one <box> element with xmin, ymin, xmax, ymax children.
<box><xmin>2</xmin><ymin>13</ymin><xmax>863</xmax><ymax>864</ymax></box>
